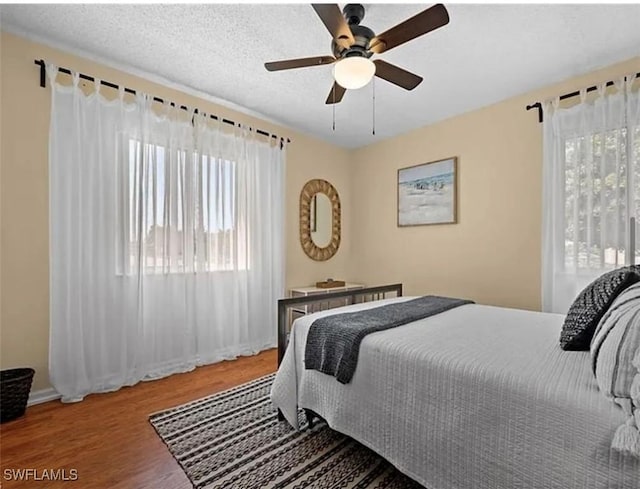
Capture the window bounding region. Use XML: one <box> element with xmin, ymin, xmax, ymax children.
<box><xmin>120</xmin><ymin>139</ymin><xmax>243</xmax><ymax>275</ymax></box>
<box><xmin>563</xmin><ymin>125</ymin><xmax>640</xmax><ymax>271</ymax></box>
<box><xmin>543</xmin><ymin>82</ymin><xmax>639</xmax><ymax>313</ymax></box>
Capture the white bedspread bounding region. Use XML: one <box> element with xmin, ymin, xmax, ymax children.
<box><xmin>271</xmin><ymin>297</ymin><xmax>640</xmax><ymax>489</ymax></box>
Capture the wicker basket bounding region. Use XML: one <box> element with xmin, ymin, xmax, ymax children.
<box><xmin>1</xmin><ymin>368</ymin><xmax>35</xmax><ymax>423</ymax></box>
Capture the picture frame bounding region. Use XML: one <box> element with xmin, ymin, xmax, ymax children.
<box><xmin>397</xmin><ymin>157</ymin><xmax>458</xmax><ymax>227</ymax></box>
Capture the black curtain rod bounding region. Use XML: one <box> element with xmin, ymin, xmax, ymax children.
<box><xmin>526</xmin><ymin>71</ymin><xmax>640</xmax><ymax>123</ymax></box>
<box><xmin>34</xmin><ymin>59</ymin><xmax>291</xmax><ymax>145</ymax></box>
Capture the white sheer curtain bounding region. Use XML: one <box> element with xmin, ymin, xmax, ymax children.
<box><xmin>48</xmin><ymin>65</ymin><xmax>285</xmax><ymax>402</ymax></box>
<box><xmin>542</xmin><ymin>75</ymin><xmax>640</xmax><ymax>313</ymax></box>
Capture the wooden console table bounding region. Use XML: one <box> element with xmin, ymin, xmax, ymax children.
<box><xmin>288</xmin><ymin>283</ymin><xmax>365</xmax><ymax>322</ymax></box>
<box><xmin>278</xmin><ymin>283</ymin><xmax>403</xmax><ymax>365</ymax></box>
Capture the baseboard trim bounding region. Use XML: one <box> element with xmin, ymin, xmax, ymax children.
<box><xmin>28</xmin><ymin>387</ymin><xmax>61</xmax><ymax>406</ymax></box>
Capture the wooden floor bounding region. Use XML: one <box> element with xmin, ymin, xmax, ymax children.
<box><xmin>0</xmin><ymin>349</ymin><xmax>277</xmax><ymax>489</ymax></box>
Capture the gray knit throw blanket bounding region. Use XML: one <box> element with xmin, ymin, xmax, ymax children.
<box><xmin>304</xmin><ymin>295</ymin><xmax>474</xmax><ymax>384</ymax></box>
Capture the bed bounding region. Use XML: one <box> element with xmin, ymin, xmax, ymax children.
<box><xmin>271</xmin><ymin>289</ymin><xmax>640</xmax><ymax>489</ymax></box>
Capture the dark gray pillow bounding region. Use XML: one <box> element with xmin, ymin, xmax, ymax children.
<box><xmin>560</xmin><ymin>265</ymin><xmax>640</xmax><ymax>351</ymax></box>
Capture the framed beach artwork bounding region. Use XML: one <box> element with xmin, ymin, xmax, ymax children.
<box><xmin>397</xmin><ymin>157</ymin><xmax>457</xmax><ymax>226</ymax></box>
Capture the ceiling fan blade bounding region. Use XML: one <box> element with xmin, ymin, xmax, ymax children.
<box><xmin>374</xmin><ymin>60</ymin><xmax>423</xmax><ymax>90</ymax></box>
<box><xmin>325</xmin><ymin>82</ymin><xmax>346</xmax><ymax>105</ymax></box>
<box><xmin>265</xmin><ymin>56</ymin><xmax>336</xmax><ymax>72</ymax></box>
<box><xmin>369</xmin><ymin>4</ymin><xmax>449</xmax><ymax>54</ymax></box>
<box><xmin>312</xmin><ymin>4</ymin><xmax>355</xmax><ymax>49</ymax></box>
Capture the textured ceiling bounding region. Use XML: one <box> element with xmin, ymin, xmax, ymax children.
<box><xmin>2</xmin><ymin>4</ymin><xmax>640</xmax><ymax>149</ymax></box>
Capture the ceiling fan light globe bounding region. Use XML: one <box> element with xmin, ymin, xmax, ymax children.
<box><xmin>332</xmin><ymin>57</ymin><xmax>375</xmax><ymax>90</ymax></box>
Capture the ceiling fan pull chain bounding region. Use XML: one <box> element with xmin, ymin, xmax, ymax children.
<box><xmin>372</xmin><ymin>76</ymin><xmax>376</xmax><ymax>136</ymax></box>
<box><xmin>332</xmin><ymin>86</ymin><xmax>336</xmax><ymax>131</ymax></box>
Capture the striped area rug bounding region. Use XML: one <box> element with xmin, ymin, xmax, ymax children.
<box><xmin>149</xmin><ymin>373</ymin><xmax>423</xmax><ymax>489</ymax></box>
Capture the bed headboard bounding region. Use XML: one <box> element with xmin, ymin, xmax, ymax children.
<box><xmin>277</xmin><ymin>283</ymin><xmax>403</xmax><ymax>365</ymax></box>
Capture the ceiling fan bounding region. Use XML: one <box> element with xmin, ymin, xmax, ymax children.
<box><xmin>264</xmin><ymin>3</ymin><xmax>449</xmax><ymax>105</ymax></box>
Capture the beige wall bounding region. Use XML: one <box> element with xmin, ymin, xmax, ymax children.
<box><xmin>348</xmin><ymin>56</ymin><xmax>640</xmax><ymax>311</ymax></box>
<box><xmin>0</xmin><ymin>32</ymin><xmax>352</xmax><ymax>390</ymax></box>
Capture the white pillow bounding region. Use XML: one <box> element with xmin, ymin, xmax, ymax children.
<box><xmin>591</xmin><ymin>282</ymin><xmax>640</xmax><ymax>457</ymax></box>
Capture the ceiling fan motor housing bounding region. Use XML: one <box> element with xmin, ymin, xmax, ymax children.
<box><xmin>332</xmin><ymin>4</ymin><xmax>375</xmax><ymax>59</ymax></box>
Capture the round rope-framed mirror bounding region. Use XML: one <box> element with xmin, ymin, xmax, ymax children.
<box><xmin>300</xmin><ymin>179</ymin><xmax>341</xmax><ymax>261</ymax></box>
